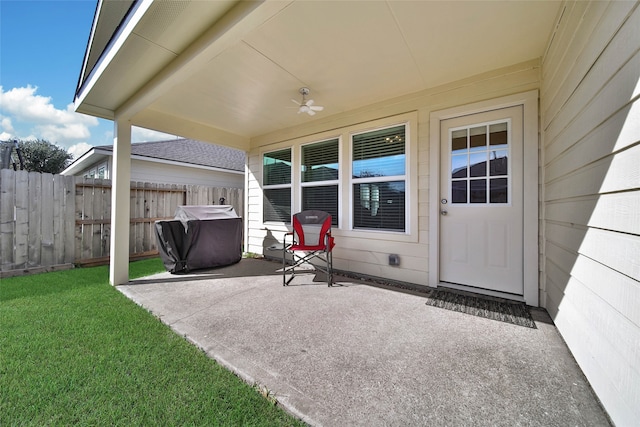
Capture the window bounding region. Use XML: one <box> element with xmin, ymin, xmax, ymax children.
<box><xmin>450</xmin><ymin>121</ymin><xmax>509</xmax><ymax>204</ymax></box>
<box><xmin>263</xmin><ymin>148</ymin><xmax>292</xmax><ymax>222</ymax></box>
<box><xmin>301</xmin><ymin>139</ymin><xmax>339</xmax><ymax>225</ymax></box>
<box><xmin>352</xmin><ymin>125</ymin><xmax>406</xmax><ymax>231</ymax></box>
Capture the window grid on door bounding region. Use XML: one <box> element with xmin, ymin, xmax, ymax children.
<box><xmin>450</xmin><ymin>120</ymin><xmax>510</xmax><ymax>204</ymax></box>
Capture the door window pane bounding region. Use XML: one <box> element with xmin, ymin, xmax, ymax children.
<box><xmin>469</xmin><ymin>152</ymin><xmax>487</xmax><ymax>177</ymax></box>
<box><xmin>452</xmin><ymin>154</ymin><xmax>468</xmax><ymax>178</ymax></box>
<box><xmin>452</xmin><ymin>181</ymin><xmax>467</xmax><ymax>204</ymax></box>
<box><xmin>489</xmin><ymin>123</ymin><xmax>508</xmax><ymax>148</ymax></box>
<box><xmin>470</xmin><ymin>179</ymin><xmax>487</xmax><ymax>203</ymax></box>
<box><xmin>469</xmin><ymin>126</ymin><xmax>486</xmax><ymax>151</ymax></box>
<box><xmin>490</xmin><ymin>178</ymin><xmax>508</xmax><ymax>203</ymax></box>
<box><xmin>452</xmin><ymin>129</ymin><xmax>467</xmax><ymax>152</ymax></box>
<box><xmin>490</xmin><ymin>150</ymin><xmax>508</xmax><ymax>176</ymax></box>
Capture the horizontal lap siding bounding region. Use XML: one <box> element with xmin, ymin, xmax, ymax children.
<box><xmin>246</xmin><ymin>60</ymin><xmax>541</xmax><ymax>287</ymax></box>
<box><xmin>541</xmin><ymin>2</ymin><xmax>640</xmax><ymax>425</ymax></box>
<box><xmin>129</xmin><ymin>159</ymin><xmax>244</xmax><ymax>188</ymax></box>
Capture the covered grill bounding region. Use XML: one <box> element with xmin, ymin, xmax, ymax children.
<box><xmin>155</xmin><ymin>205</ymin><xmax>242</xmax><ymax>273</ymax></box>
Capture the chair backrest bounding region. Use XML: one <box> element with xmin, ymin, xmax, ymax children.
<box><xmin>292</xmin><ymin>210</ymin><xmax>332</xmax><ymax>248</ymax></box>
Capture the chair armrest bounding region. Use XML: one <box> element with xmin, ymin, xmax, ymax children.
<box><xmin>324</xmin><ymin>232</ymin><xmax>335</xmax><ymax>251</ymax></box>
<box><xmin>283</xmin><ymin>231</ymin><xmax>295</xmax><ymax>249</ymax></box>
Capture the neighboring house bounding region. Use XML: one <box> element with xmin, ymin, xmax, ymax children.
<box><xmin>62</xmin><ymin>138</ymin><xmax>245</xmax><ymax>188</ymax></box>
<box><xmin>73</xmin><ymin>1</ymin><xmax>639</xmax><ymax>425</ymax></box>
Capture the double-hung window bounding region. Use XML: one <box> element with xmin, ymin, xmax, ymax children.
<box><xmin>301</xmin><ymin>138</ymin><xmax>339</xmax><ymax>225</ymax></box>
<box><xmin>352</xmin><ymin>125</ymin><xmax>406</xmax><ymax>231</ymax></box>
<box><xmin>263</xmin><ymin>148</ymin><xmax>291</xmax><ymax>222</ymax></box>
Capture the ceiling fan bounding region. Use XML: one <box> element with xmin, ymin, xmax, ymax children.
<box><xmin>291</xmin><ymin>87</ymin><xmax>324</xmax><ymax>116</ymax></box>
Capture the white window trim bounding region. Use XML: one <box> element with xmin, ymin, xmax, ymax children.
<box><xmin>262</xmin><ymin>147</ymin><xmax>293</xmax><ymax>224</ymax></box>
<box><xmin>299</xmin><ymin>137</ymin><xmax>341</xmax><ymax>226</ymax></box>
<box><xmin>259</xmin><ymin>112</ymin><xmax>418</xmax><ymax>243</ymax></box>
<box><xmin>350</xmin><ymin>122</ymin><xmax>409</xmax><ymax>233</ymax></box>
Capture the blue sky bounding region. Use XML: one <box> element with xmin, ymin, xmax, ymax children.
<box><xmin>0</xmin><ymin>0</ymin><xmax>172</xmax><ymax>158</ymax></box>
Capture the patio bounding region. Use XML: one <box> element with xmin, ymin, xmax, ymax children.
<box><xmin>119</xmin><ymin>258</ymin><xmax>610</xmax><ymax>426</ymax></box>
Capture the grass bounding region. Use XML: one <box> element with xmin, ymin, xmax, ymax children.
<box><xmin>0</xmin><ymin>258</ymin><xmax>304</xmax><ymax>426</ymax></box>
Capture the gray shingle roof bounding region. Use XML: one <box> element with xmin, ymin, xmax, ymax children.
<box><xmin>96</xmin><ymin>138</ymin><xmax>245</xmax><ymax>172</ymax></box>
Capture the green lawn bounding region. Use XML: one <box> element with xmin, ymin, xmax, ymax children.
<box><xmin>0</xmin><ymin>259</ymin><xmax>304</xmax><ymax>426</ymax></box>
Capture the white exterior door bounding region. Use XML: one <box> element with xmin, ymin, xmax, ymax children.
<box><xmin>439</xmin><ymin>106</ymin><xmax>524</xmax><ymax>295</ymax></box>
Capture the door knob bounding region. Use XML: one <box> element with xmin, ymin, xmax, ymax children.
<box><xmin>440</xmin><ymin>210</ymin><xmax>448</xmax><ymax>216</ymax></box>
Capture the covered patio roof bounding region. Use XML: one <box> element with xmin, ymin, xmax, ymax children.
<box><xmin>75</xmin><ymin>0</ymin><xmax>562</xmax><ymax>148</ymax></box>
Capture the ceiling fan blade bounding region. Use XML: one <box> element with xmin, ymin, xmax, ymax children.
<box><xmin>310</xmin><ymin>105</ymin><xmax>324</xmax><ymax>111</ymax></box>
<box><xmin>291</xmin><ymin>99</ymin><xmax>302</xmax><ymax>106</ymax></box>
<box><xmin>306</xmin><ymin>99</ymin><xmax>315</xmax><ymax>107</ymax></box>
<box><xmin>307</xmin><ymin>109</ymin><xmax>316</xmax><ymax>116</ymax></box>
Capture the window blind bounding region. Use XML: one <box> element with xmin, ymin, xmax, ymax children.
<box><xmin>302</xmin><ymin>139</ymin><xmax>338</xmax><ymax>183</ymax></box>
<box><xmin>302</xmin><ymin>185</ymin><xmax>338</xmax><ymax>225</ymax></box>
<box><xmin>263</xmin><ymin>188</ymin><xmax>291</xmax><ymax>222</ymax></box>
<box><xmin>352</xmin><ymin>125</ymin><xmax>405</xmax><ymax>178</ymax></box>
<box><xmin>263</xmin><ymin>148</ymin><xmax>291</xmax><ymax>185</ymax></box>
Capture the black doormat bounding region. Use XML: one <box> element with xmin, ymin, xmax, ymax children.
<box><xmin>425</xmin><ymin>289</ymin><xmax>536</xmax><ymax>328</ymax></box>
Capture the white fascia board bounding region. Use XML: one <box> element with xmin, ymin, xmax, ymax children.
<box><xmin>74</xmin><ymin>0</ymin><xmax>154</xmax><ymax>112</ymax></box>
<box><xmin>61</xmin><ymin>148</ymin><xmax>113</xmax><ymax>175</ymax></box>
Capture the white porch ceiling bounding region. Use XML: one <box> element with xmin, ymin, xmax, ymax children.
<box><xmin>75</xmin><ymin>0</ymin><xmax>562</xmax><ymax>144</ymax></box>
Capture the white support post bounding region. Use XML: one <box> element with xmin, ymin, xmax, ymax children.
<box><xmin>109</xmin><ymin>119</ymin><xmax>132</xmax><ymax>286</ymax></box>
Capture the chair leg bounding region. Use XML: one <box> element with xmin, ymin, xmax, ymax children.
<box><xmin>327</xmin><ymin>250</ymin><xmax>333</xmax><ymax>287</ymax></box>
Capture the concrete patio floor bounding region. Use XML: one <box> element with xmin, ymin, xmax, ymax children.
<box><xmin>118</xmin><ymin>258</ymin><xmax>611</xmax><ymax>426</ymax></box>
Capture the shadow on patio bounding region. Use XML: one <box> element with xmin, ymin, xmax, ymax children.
<box><xmin>120</xmin><ymin>258</ymin><xmax>610</xmax><ymax>426</ymax></box>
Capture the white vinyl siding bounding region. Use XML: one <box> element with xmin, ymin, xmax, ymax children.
<box><xmin>540</xmin><ymin>2</ymin><xmax>640</xmax><ymax>426</ymax></box>
<box><xmin>129</xmin><ymin>159</ymin><xmax>244</xmax><ymax>188</ymax></box>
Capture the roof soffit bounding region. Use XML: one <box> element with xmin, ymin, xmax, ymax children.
<box><xmin>75</xmin><ymin>0</ymin><xmax>563</xmax><ymax>144</ymax></box>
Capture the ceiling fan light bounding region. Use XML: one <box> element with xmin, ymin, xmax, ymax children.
<box><xmin>300</xmin><ymin>105</ymin><xmax>310</xmax><ymax>113</ymax></box>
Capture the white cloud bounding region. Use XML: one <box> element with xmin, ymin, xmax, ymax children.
<box><xmin>68</xmin><ymin>142</ymin><xmax>93</xmax><ymax>159</ymax></box>
<box><xmin>0</xmin><ymin>85</ymin><xmax>99</xmax><ymax>148</ymax></box>
<box><xmin>1</xmin><ymin>116</ymin><xmax>15</xmax><ymax>134</ymax></box>
<box><xmin>132</xmin><ymin>126</ymin><xmax>178</xmax><ymax>143</ymax></box>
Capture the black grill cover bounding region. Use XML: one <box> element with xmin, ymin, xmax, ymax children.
<box><xmin>155</xmin><ymin>213</ymin><xmax>242</xmax><ymax>273</ymax></box>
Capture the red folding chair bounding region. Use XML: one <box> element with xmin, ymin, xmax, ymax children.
<box><xmin>283</xmin><ymin>210</ymin><xmax>335</xmax><ymax>286</ymax></box>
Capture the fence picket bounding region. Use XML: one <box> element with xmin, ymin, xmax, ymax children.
<box><xmin>0</xmin><ymin>169</ymin><xmax>15</xmax><ymax>270</ymax></box>
<box><xmin>40</xmin><ymin>173</ymin><xmax>55</xmax><ymax>266</ymax></box>
<box><xmin>14</xmin><ymin>171</ymin><xmax>29</xmax><ymax>269</ymax></box>
<box><xmin>63</xmin><ymin>174</ymin><xmax>75</xmax><ymax>263</ymax></box>
<box><xmin>28</xmin><ymin>171</ymin><xmax>42</xmax><ymax>267</ymax></box>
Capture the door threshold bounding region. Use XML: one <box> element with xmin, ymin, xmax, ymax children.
<box><xmin>437</xmin><ymin>282</ymin><xmax>525</xmax><ymax>303</ymax></box>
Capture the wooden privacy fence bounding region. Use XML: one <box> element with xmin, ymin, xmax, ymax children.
<box><xmin>0</xmin><ymin>169</ymin><xmax>243</xmax><ymax>275</ymax></box>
